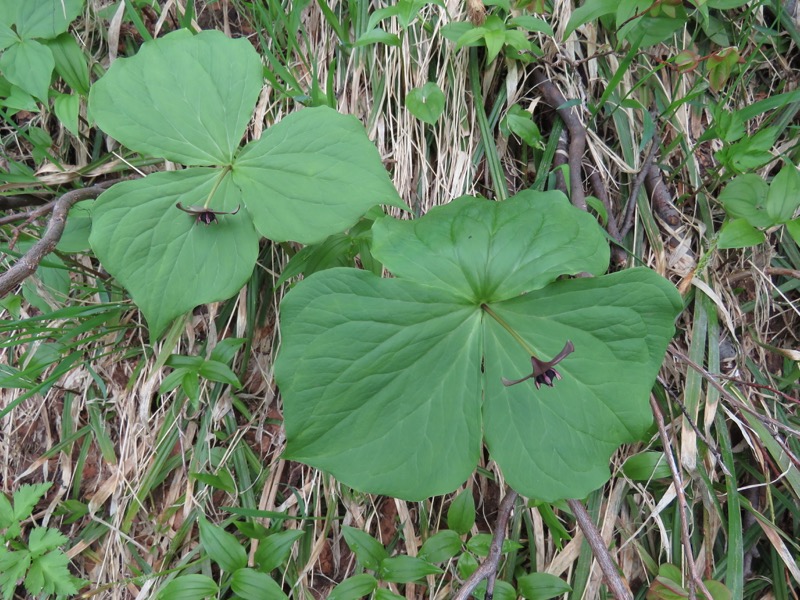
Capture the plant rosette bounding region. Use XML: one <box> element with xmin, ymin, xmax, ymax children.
<box><xmin>87</xmin><ymin>29</ymin><xmax>404</xmax><ymax>337</ymax></box>
<box><xmin>275</xmin><ymin>191</ymin><xmax>682</xmax><ymax>501</ymax></box>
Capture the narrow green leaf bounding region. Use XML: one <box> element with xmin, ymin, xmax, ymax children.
<box><xmin>621</xmin><ymin>451</ymin><xmax>672</xmax><ymax>481</ymax></box>
<box><xmin>766</xmin><ymin>164</ymin><xmax>800</xmax><ymax>223</ymax></box>
<box><xmin>198</xmin><ymin>517</ymin><xmax>248</xmax><ymax>573</ymax></box>
<box><xmin>158</xmin><ymin>574</ymin><xmax>218</xmax><ymax>600</ymax></box>
<box><xmin>418</xmin><ymin>530</ymin><xmax>463</xmax><ymax>563</ymax></box>
<box><xmin>518</xmin><ymin>572</ymin><xmax>572</xmax><ymax>599</ymax></box>
<box><xmin>378</xmin><ymin>555</ymin><xmax>442</xmax><ymax>583</ymax></box>
<box><xmin>53</xmin><ymin>93</ymin><xmax>80</xmax><ymax>138</ymax></box>
<box><xmin>355</xmin><ymin>28</ymin><xmax>401</xmax><ymax>46</ymax></box>
<box><xmin>508</xmin><ymin>15</ymin><xmax>553</xmax><ymax>35</ymax></box>
<box><xmin>231</xmin><ymin>568</ymin><xmax>288</xmax><ymax>600</ymax></box>
<box><xmin>447</xmin><ymin>490</ymin><xmax>476</xmax><ymax>535</ymax></box>
<box><xmin>717</xmin><ymin>218</ymin><xmax>765</xmax><ymax>249</ymax></box>
<box><xmin>254</xmin><ymin>529</ymin><xmax>305</xmax><ymax>572</ymax></box>
<box><xmin>0</xmin><ymin>39</ymin><xmax>54</xmax><ymax>101</ymax></box>
<box><xmin>786</xmin><ymin>218</ymin><xmax>800</xmax><ymax>246</ymax></box>
<box><xmin>341</xmin><ymin>526</ymin><xmax>389</xmax><ymax>571</ymax></box>
<box><xmin>563</xmin><ymin>0</ymin><xmax>616</xmax><ymax>39</ymax></box>
<box><xmin>199</xmin><ymin>360</ymin><xmax>242</xmax><ymax>388</ymax></box>
<box><xmin>327</xmin><ymin>574</ymin><xmax>378</xmax><ymax>600</ymax></box>
<box><xmin>209</xmin><ymin>338</ymin><xmax>247</xmax><ymax>365</ymax></box>
<box><xmin>46</xmin><ymin>33</ymin><xmax>89</xmax><ymax>95</ymax></box>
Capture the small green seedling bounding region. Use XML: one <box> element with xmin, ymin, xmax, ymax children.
<box><xmin>0</xmin><ymin>482</ymin><xmax>84</xmax><ymax>599</ymax></box>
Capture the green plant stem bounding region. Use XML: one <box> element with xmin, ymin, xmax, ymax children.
<box><xmin>469</xmin><ymin>49</ymin><xmax>508</xmax><ymax>200</ymax></box>
<box><xmin>203</xmin><ymin>165</ymin><xmax>231</xmax><ymax>208</ymax></box>
<box><xmin>481</xmin><ymin>303</ymin><xmax>534</xmax><ymax>355</ymax></box>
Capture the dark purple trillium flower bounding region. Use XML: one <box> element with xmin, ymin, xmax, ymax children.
<box><xmin>176</xmin><ymin>202</ymin><xmax>240</xmax><ymax>225</ymax></box>
<box><xmin>502</xmin><ymin>340</ymin><xmax>575</xmax><ymax>389</ymax></box>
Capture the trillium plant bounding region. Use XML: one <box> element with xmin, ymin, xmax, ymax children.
<box><xmin>86</xmin><ymin>30</ymin><xmax>404</xmax><ymax>336</ymax></box>
<box><xmin>84</xmin><ymin>28</ymin><xmax>682</xmax><ymax>504</ymax></box>
<box><xmin>275</xmin><ymin>193</ymin><xmax>682</xmax><ymax>501</ymax></box>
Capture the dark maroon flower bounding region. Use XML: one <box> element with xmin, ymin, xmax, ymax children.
<box><xmin>176</xmin><ymin>202</ymin><xmax>240</xmax><ymax>225</ymax></box>
<box><xmin>502</xmin><ymin>340</ymin><xmax>574</xmax><ymax>389</ymax></box>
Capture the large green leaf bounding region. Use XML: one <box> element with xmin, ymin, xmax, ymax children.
<box><xmin>10</xmin><ymin>0</ymin><xmax>84</xmax><ymax>39</ymax></box>
<box><xmin>89</xmin><ymin>30</ymin><xmax>262</xmax><ymax>165</ymax></box>
<box><xmin>275</xmin><ymin>192</ymin><xmax>681</xmax><ymax>501</ymax></box>
<box><xmin>89</xmin><ymin>169</ymin><xmax>259</xmax><ymax>337</ymax></box>
<box><xmin>232</xmin><ymin>107</ymin><xmax>406</xmax><ymax>244</ymax></box>
<box><xmin>0</xmin><ymin>39</ymin><xmax>54</xmax><ymax>101</ymax></box>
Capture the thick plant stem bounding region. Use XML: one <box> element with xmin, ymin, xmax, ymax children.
<box><xmin>453</xmin><ymin>489</ymin><xmax>518</xmax><ymax>600</ymax></box>
<box><xmin>567</xmin><ymin>498</ymin><xmax>634</xmax><ymax>600</ymax></box>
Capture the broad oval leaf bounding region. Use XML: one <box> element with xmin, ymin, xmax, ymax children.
<box><xmin>198</xmin><ymin>517</ymin><xmax>248</xmax><ymax>573</ymax></box>
<box><xmin>89</xmin><ymin>169</ymin><xmax>259</xmax><ymax>337</ymax></box>
<box><xmin>483</xmin><ymin>269</ymin><xmax>683</xmax><ymax>499</ymax></box>
<box><xmin>766</xmin><ymin>164</ymin><xmax>800</xmax><ymax>223</ymax></box>
<box><xmin>378</xmin><ymin>555</ymin><xmax>443</xmax><ymax>583</ymax></box>
<box><xmin>9</xmin><ymin>0</ymin><xmax>84</xmax><ymax>39</ymax></box>
<box><xmin>277</xmin><ymin>271</ymin><xmax>483</xmax><ymax>499</ymax></box>
<box><xmin>232</xmin><ymin>106</ymin><xmax>406</xmax><ymax>244</ymax></box>
<box><xmin>719</xmin><ymin>174</ymin><xmax>771</xmax><ymax>228</ymax></box>
<box><xmin>518</xmin><ymin>572</ymin><xmax>571</xmax><ymax>600</ymax></box>
<box><xmin>89</xmin><ymin>29</ymin><xmax>263</xmax><ymax>166</ymax></box>
<box><xmin>372</xmin><ymin>192</ymin><xmax>609</xmax><ymax>302</ymax></box>
<box><xmin>158</xmin><ymin>574</ymin><xmax>218</xmax><ymax>600</ymax></box>
<box><xmin>275</xmin><ymin>192</ymin><xmax>681</xmax><ymax>501</ymax></box>
<box><xmin>0</xmin><ymin>39</ymin><xmax>54</xmax><ymax>101</ymax></box>
<box><xmin>231</xmin><ymin>569</ymin><xmax>288</xmax><ymax>600</ymax></box>
<box><xmin>405</xmin><ymin>82</ymin><xmax>446</xmax><ymax>125</ymax></box>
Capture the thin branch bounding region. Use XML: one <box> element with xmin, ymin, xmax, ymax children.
<box><xmin>566</xmin><ymin>498</ymin><xmax>633</xmax><ymax>600</ymax></box>
<box><xmin>453</xmin><ymin>490</ymin><xmax>518</xmax><ymax>600</ymax></box>
<box><xmin>532</xmin><ymin>70</ymin><xmax>587</xmax><ymax>211</ymax></box>
<box><xmin>644</xmin><ymin>164</ymin><xmax>682</xmax><ymax>227</ymax></box>
<box><xmin>650</xmin><ymin>396</ymin><xmax>714</xmax><ymax>600</ymax></box>
<box><xmin>588</xmin><ymin>166</ymin><xmax>626</xmax><ymax>265</ymax></box>
<box><xmin>0</xmin><ymin>194</ymin><xmax>49</xmax><ymax>210</ymax></box>
<box><xmin>0</xmin><ymin>184</ymin><xmax>109</xmax><ymax>298</ymax></box>
<box><xmin>619</xmin><ymin>135</ymin><xmax>661</xmax><ymax>239</ymax></box>
<box><xmin>0</xmin><ymin>199</ymin><xmax>58</xmax><ymax>227</ymax></box>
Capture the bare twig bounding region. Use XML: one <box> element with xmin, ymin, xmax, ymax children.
<box><xmin>650</xmin><ymin>396</ymin><xmax>714</xmax><ymax>600</ymax></box>
<box><xmin>567</xmin><ymin>498</ymin><xmax>633</xmax><ymax>600</ymax></box>
<box><xmin>619</xmin><ymin>135</ymin><xmax>661</xmax><ymax>239</ymax></box>
<box><xmin>0</xmin><ymin>199</ymin><xmax>58</xmax><ymax>227</ymax></box>
<box><xmin>644</xmin><ymin>164</ymin><xmax>681</xmax><ymax>227</ymax></box>
<box><xmin>588</xmin><ymin>166</ymin><xmax>627</xmax><ymax>265</ymax></box>
<box><xmin>0</xmin><ymin>194</ymin><xmax>49</xmax><ymax>210</ymax></box>
<box><xmin>453</xmin><ymin>490</ymin><xmax>518</xmax><ymax>600</ymax></box>
<box><xmin>532</xmin><ymin>70</ymin><xmax>587</xmax><ymax>211</ymax></box>
<box><xmin>0</xmin><ymin>184</ymin><xmax>109</xmax><ymax>297</ymax></box>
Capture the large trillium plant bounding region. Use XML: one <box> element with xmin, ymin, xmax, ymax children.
<box><xmin>88</xmin><ymin>30</ymin><xmax>404</xmax><ymax>337</ymax></box>
<box><xmin>275</xmin><ymin>192</ymin><xmax>682</xmax><ymax>501</ymax></box>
